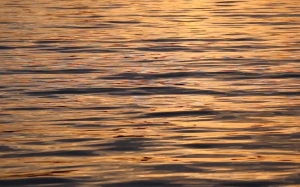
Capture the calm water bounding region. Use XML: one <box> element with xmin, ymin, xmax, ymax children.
<box><xmin>0</xmin><ymin>0</ymin><xmax>300</xmax><ymax>186</ymax></box>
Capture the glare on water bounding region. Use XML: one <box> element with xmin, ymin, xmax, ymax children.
<box><xmin>0</xmin><ymin>0</ymin><xmax>299</xmax><ymax>186</ymax></box>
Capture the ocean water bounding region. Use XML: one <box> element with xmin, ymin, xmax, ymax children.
<box><xmin>0</xmin><ymin>0</ymin><xmax>299</xmax><ymax>186</ymax></box>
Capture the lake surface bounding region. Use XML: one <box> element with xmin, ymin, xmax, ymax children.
<box><xmin>0</xmin><ymin>0</ymin><xmax>299</xmax><ymax>186</ymax></box>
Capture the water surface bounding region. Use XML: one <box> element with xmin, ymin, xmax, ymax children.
<box><xmin>0</xmin><ymin>0</ymin><xmax>300</xmax><ymax>186</ymax></box>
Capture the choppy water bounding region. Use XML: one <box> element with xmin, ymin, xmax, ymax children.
<box><xmin>0</xmin><ymin>0</ymin><xmax>300</xmax><ymax>186</ymax></box>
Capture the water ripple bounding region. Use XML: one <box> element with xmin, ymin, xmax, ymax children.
<box><xmin>1</xmin><ymin>0</ymin><xmax>299</xmax><ymax>186</ymax></box>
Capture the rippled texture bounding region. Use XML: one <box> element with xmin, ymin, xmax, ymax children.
<box><xmin>0</xmin><ymin>0</ymin><xmax>300</xmax><ymax>186</ymax></box>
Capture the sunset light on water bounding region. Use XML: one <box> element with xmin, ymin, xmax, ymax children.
<box><xmin>0</xmin><ymin>0</ymin><xmax>299</xmax><ymax>186</ymax></box>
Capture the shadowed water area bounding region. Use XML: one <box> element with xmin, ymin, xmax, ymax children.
<box><xmin>0</xmin><ymin>0</ymin><xmax>300</xmax><ymax>186</ymax></box>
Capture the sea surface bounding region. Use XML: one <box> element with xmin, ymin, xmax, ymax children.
<box><xmin>0</xmin><ymin>0</ymin><xmax>299</xmax><ymax>186</ymax></box>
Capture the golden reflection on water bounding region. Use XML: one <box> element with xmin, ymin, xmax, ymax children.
<box><xmin>0</xmin><ymin>0</ymin><xmax>300</xmax><ymax>186</ymax></box>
